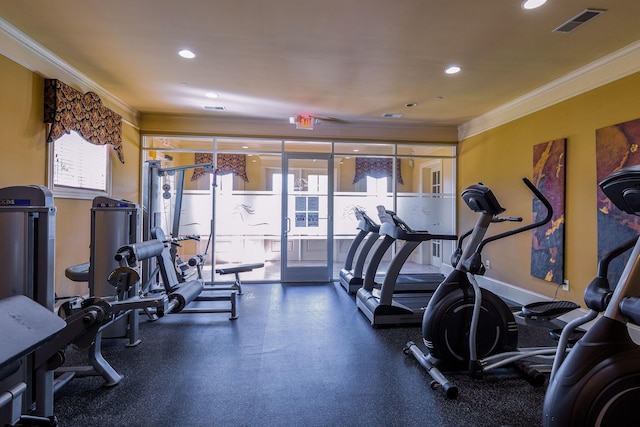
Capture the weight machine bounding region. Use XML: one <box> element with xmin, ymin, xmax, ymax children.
<box><xmin>65</xmin><ymin>196</ymin><xmax>141</xmax><ymax>342</ymax></box>
<box><xmin>144</xmin><ymin>160</ymin><xmax>263</xmax><ymax>318</ymax></box>
<box><xmin>0</xmin><ymin>186</ymin><xmax>166</xmax><ymax>424</ymax></box>
<box><xmin>0</xmin><ymin>185</ymin><xmax>57</xmax><ymax>418</ymax></box>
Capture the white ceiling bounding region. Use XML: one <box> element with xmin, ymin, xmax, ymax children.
<box><xmin>1</xmin><ymin>1</ymin><xmax>639</xmax><ymax>131</ymax></box>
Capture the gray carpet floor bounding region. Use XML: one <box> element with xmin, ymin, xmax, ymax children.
<box><xmin>53</xmin><ymin>282</ymin><xmax>556</xmax><ymax>427</ymax></box>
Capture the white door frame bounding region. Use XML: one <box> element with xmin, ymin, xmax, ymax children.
<box><xmin>419</xmin><ymin>160</ymin><xmax>443</xmax><ymax>268</ymax></box>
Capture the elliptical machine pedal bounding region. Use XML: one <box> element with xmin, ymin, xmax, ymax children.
<box><xmin>518</xmin><ymin>300</ymin><xmax>586</xmax><ymax>343</ymax></box>
<box><xmin>521</xmin><ymin>300</ymin><xmax>579</xmax><ymax>319</ymax></box>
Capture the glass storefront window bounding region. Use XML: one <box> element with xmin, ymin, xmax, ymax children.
<box><xmin>142</xmin><ymin>136</ymin><xmax>457</xmax><ymax>283</ymax></box>
<box><xmin>216</xmin><ymin>138</ymin><xmax>282</xmax><ymax>153</ymax></box>
<box><xmin>143</xmin><ymin>136</ymin><xmax>213</xmax><ymax>150</ymax></box>
<box><xmin>284</xmin><ymin>140</ymin><xmax>332</xmax><ymax>153</ymax></box>
<box><xmin>397</xmin><ymin>143</ymin><xmax>456</xmax><ymax>157</ymax></box>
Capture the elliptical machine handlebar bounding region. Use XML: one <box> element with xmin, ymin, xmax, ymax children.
<box><xmin>457</xmin><ymin>177</ymin><xmax>553</xmax><ymax>275</ymax></box>
<box><xmin>476</xmin><ymin>177</ymin><xmax>553</xmax><ymax>254</ymax></box>
<box><xmin>584</xmin><ymin>236</ymin><xmax>638</xmax><ymax>312</ymax></box>
<box><xmin>493</xmin><ymin>216</ymin><xmax>523</xmax><ymax>223</ymax></box>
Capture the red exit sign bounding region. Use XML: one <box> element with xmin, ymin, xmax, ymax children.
<box><xmin>296</xmin><ymin>115</ymin><xmax>314</xmax><ymax>130</ymax></box>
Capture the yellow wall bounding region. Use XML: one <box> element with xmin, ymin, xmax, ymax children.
<box><xmin>0</xmin><ymin>54</ymin><xmax>141</xmax><ymax>299</ymax></box>
<box><xmin>458</xmin><ymin>71</ymin><xmax>640</xmax><ymax>305</ymax></box>
<box><xmin>0</xmin><ymin>55</ymin><xmax>48</xmax><ymax>185</ymax></box>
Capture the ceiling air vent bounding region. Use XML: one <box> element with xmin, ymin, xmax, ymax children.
<box><xmin>203</xmin><ymin>105</ymin><xmax>226</xmax><ymax>111</ymax></box>
<box><xmin>553</xmin><ymin>9</ymin><xmax>605</xmax><ymax>33</ymax></box>
<box><xmin>382</xmin><ymin>113</ymin><xmax>403</xmax><ymax>118</ymax></box>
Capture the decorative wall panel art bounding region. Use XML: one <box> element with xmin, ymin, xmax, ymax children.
<box><xmin>531</xmin><ymin>138</ymin><xmax>566</xmax><ymax>285</ymax></box>
<box><xmin>595</xmin><ymin>117</ymin><xmax>640</xmax><ymax>285</ymax></box>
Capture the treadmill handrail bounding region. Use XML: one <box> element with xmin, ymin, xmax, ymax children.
<box><xmin>376</xmin><ymin>205</ymin><xmax>455</xmax><ymax>241</ymax></box>
<box><xmin>354</xmin><ymin>208</ymin><xmax>380</xmax><ymax>233</ymax></box>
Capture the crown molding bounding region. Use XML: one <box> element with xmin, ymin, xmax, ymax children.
<box><xmin>458</xmin><ymin>40</ymin><xmax>640</xmax><ymax>140</ymax></box>
<box><xmin>0</xmin><ymin>18</ymin><xmax>140</xmax><ymax>127</ymax></box>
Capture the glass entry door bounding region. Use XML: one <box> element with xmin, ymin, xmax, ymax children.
<box><xmin>281</xmin><ymin>153</ymin><xmax>333</xmax><ymax>283</ymax></box>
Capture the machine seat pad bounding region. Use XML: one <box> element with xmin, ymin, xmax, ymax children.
<box><xmin>65</xmin><ymin>262</ymin><xmax>90</xmax><ymax>282</ymax></box>
<box><xmin>215</xmin><ymin>263</ymin><xmax>264</xmax><ymax>275</ymax></box>
<box><xmin>0</xmin><ymin>295</ymin><xmax>66</xmax><ymax>371</ymax></box>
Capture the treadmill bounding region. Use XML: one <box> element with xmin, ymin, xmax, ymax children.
<box><xmin>339</xmin><ymin>208</ymin><xmax>382</xmax><ymax>293</ymax></box>
<box><xmin>356</xmin><ymin>205</ymin><xmax>457</xmax><ymax>326</ymax></box>
<box><xmin>340</xmin><ymin>208</ymin><xmax>449</xmax><ymax>294</ymax></box>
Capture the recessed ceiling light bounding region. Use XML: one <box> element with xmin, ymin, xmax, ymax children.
<box><xmin>178</xmin><ymin>49</ymin><xmax>196</xmax><ymax>59</ymax></box>
<box><xmin>205</xmin><ymin>92</ymin><xmax>219</xmax><ymax>99</ymax></box>
<box><xmin>445</xmin><ymin>65</ymin><xmax>461</xmax><ymax>74</ymax></box>
<box><xmin>353</xmin><ymin>149</ymin><xmax>359</xmax><ymax>152</ymax></box>
<box><xmin>242</xmin><ymin>146</ymin><xmax>249</xmax><ymax>149</ymax></box>
<box><xmin>405</xmin><ymin>103</ymin><xmax>418</xmax><ymax>107</ymax></box>
<box><xmin>522</xmin><ymin>0</ymin><xmax>546</xmax><ymax>10</ymax></box>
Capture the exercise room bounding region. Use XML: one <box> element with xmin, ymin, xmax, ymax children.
<box><xmin>1</xmin><ymin>1</ymin><xmax>640</xmax><ymax>426</ymax></box>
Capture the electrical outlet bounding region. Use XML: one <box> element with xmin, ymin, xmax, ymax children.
<box><xmin>562</xmin><ymin>279</ymin><xmax>569</xmax><ymax>291</ymax></box>
<box><xmin>484</xmin><ymin>259</ymin><xmax>491</xmax><ymax>270</ymax></box>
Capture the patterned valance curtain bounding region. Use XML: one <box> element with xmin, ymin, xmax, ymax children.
<box><xmin>44</xmin><ymin>79</ymin><xmax>124</xmax><ymax>163</ymax></box>
<box><xmin>191</xmin><ymin>153</ymin><xmax>249</xmax><ymax>182</ymax></box>
<box><xmin>353</xmin><ymin>157</ymin><xmax>403</xmax><ymax>185</ymax></box>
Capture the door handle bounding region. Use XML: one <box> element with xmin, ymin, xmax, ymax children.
<box><xmin>286</xmin><ymin>217</ymin><xmax>291</xmax><ymax>233</ymax></box>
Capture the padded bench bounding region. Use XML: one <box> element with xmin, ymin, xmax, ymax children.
<box><xmin>0</xmin><ymin>295</ymin><xmax>66</xmax><ymax>426</ymax></box>
<box><xmin>214</xmin><ymin>263</ymin><xmax>264</xmax><ymax>294</ymax></box>
<box><xmin>65</xmin><ymin>261</ymin><xmax>90</xmax><ymax>282</ymax></box>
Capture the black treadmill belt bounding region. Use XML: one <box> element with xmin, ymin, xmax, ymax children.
<box><xmin>385</xmin><ymin>273</ymin><xmax>444</xmax><ymax>283</ymax></box>
<box><xmin>374</xmin><ymin>272</ymin><xmax>444</xmax><ymax>292</ymax></box>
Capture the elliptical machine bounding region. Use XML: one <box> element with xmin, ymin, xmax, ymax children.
<box><xmin>543</xmin><ymin>165</ymin><xmax>640</xmax><ymax>426</ymax></box>
<box><xmin>404</xmin><ymin>177</ymin><xmax>576</xmax><ymax>398</ymax></box>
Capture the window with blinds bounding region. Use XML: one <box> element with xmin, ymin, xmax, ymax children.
<box><xmin>49</xmin><ymin>130</ymin><xmax>110</xmax><ymax>198</ymax></box>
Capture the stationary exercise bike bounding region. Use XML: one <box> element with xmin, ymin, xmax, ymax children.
<box><xmin>404</xmin><ymin>177</ymin><xmax>577</xmax><ymax>398</ymax></box>
<box><xmin>543</xmin><ymin>165</ymin><xmax>640</xmax><ymax>427</ymax></box>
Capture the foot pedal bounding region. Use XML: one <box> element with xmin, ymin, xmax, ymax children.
<box><xmin>521</xmin><ymin>300</ymin><xmax>579</xmax><ymax>320</ymax></box>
